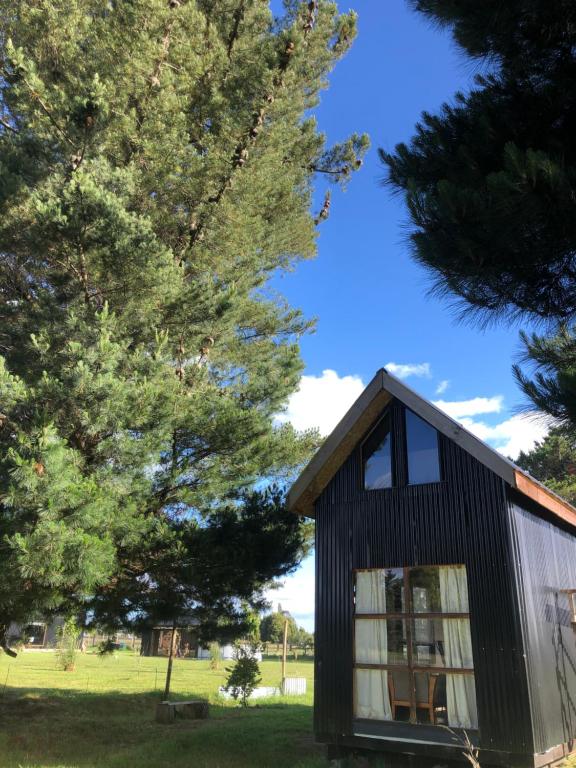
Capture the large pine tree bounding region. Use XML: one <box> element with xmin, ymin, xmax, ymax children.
<box><xmin>379</xmin><ymin>2</ymin><xmax>576</xmax><ymax>436</ymax></box>
<box><xmin>381</xmin><ymin>1</ymin><xmax>576</xmax><ymax>324</ymax></box>
<box><xmin>0</xmin><ymin>1</ymin><xmax>367</xmax><ymax>651</ymax></box>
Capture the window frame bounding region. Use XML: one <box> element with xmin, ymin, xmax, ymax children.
<box><xmin>353</xmin><ymin>565</ymin><xmax>476</xmax><ymax>727</ymax></box>
<box><xmin>360</xmin><ymin>403</ymin><xmax>444</xmax><ymax>492</ymax></box>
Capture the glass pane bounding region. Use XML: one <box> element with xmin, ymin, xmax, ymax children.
<box><xmin>409</xmin><ymin>566</ymin><xmax>442</xmax><ymax>613</ymax></box>
<box><xmin>413</xmin><ymin>671</ymin><xmax>436</xmax><ymax>724</ymax></box>
<box><xmin>354</xmin><ymin>669</ymin><xmax>392</xmax><ymax>720</ymax></box>
<box><xmin>355</xmin><ymin>569</ymin><xmax>404</xmax><ymax>614</ymax></box>
<box><xmin>354</xmin><ymin>619</ymin><xmax>407</xmax><ymax>665</ymax></box>
<box><xmin>411</xmin><ymin>619</ymin><xmax>474</xmax><ymax>669</ymax></box>
<box><xmin>418</xmin><ymin>673</ymin><xmax>478</xmax><ymax>729</ymax></box>
<box><xmin>409</xmin><ymin>565</ymin><xmax>469</xmax><ymax>614</ymax></box>
<box><xmin>387</xmin><ymin>669</ymin><xmax>412</xmax><ymax>722</ymax></box>
<box><xmin>363</xmin><ymin>414</ymin><xmax>393</xmax><ymax>489</ymax></box>
<box><xmin>438</xmin><ymin>565</ymin><xmax>469</xmax><ymax>613</ymax></box>
<box><xmin>385</xmin><ymin>568</ymin><xmax>405</xmax><ymax>613</ymax></box>
<box><xmin>445</xmin><ymin>673</ymin><xmax>478</xmax><ymax>729</ymax></box>
<box><xmin>406</xmin><ymin>409</ymin><xmax>440</xmax><ymax>484</ymax></box>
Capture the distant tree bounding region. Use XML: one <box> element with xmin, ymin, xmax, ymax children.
<box><xmin>0</xmin><ymin>1</ymin><xmax>366</xmax><ymax>653</ymax></box>
<box><xmin>260</xmin><ymin>609</ymin><xmax>298</xmax><ymax>646</ymax></box>
<box><xmin>516</xmin><ymin>426</ymin><xmax>576</xmax><ymax>505</ymax></box>
<box><xmin>295</xmin><ymin>626</ymin><xmax>314</xmax><ymax>654</ymax></box>
<box><xmin>381</xmin><ymin>2</ymin><xmax>576</xmax><ymax>324</ymax></box>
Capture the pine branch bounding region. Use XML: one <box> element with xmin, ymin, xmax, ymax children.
<box><xmin>21</xmin><ymin>76</ymin><xmax>74</xmax><ymax>147</ymax></box>
<box><xmin>226</xmin><ymin>2</ymin><xmax>246</xmax><ymax>59</ymax></box>
<box><xmin>0</xmin><ymin>116</ymin><xmax>18</xmax><ymax>135</ymax></box>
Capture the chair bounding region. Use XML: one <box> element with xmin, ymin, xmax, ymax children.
<box><xmin>388</xmin><ymin>671</ymin><xmax>440</xmax><ymax>723</ymax></box>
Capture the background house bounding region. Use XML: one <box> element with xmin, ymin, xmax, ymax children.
<box><xmin>289</xmin><ymin>368</ymin><xmax>576</xmax><ymax>767</ymax></box>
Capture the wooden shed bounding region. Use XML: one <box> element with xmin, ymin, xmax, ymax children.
<box><xmin>288</xmin><ymin>368</ymin><xmax>576</xmax><ymax>767</ymax></box>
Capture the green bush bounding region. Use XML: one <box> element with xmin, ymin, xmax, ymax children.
<box><xmin>56</xmin><ymin>618</ymin><xmax>81</xmax><ymax>672</ymax></box>
<box><xmin>209</xmin><ymin>642</ymin><xmax>221</xmax><ymax>670</ymax></box>
<box><xmin>224</xmin><ymin>648</ymin><xmax>262</xmax><ymax>706</ymax></box>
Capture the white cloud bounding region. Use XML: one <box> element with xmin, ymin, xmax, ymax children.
<box><xmin>435</xmin><ymin>379</ymin><xmax>449</xmax><ymax>395</ymax></box>
<box><xmin>433</xmin><ymin>394</ymin><xmax>548</xmax><ymax>458</ymax></box>
<box><xmin>276</xmin><ymin>369</ymin><xmax>365</xmax><ymax>436</ymax></box>
<box><xmin>458</xmin><ymin>413</ymin><xmax>549</xmax><ymax>460</ymax></box>
<box><xmin>385</xmin><ymin>362</ymin><xmax>431</xmax><ymax>380</ymax></box>
<box><xmin>433</xmin><ymin>396</ymin><xmax>503</xmax><ymax>419</ymax></box>
<box><xmin>265</xmin><ymin>556</ymin><xmax>315</xmax><ymax>631</ymax></box>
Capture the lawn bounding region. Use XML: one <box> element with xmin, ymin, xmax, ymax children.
<box><xmin>0</xmin><ymin>650</ymin><xmax>323</xmax><ymax>768</ymax></box>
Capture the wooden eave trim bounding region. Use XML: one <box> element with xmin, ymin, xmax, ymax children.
<box><xmin>514</xmin><ymin>470</ymin><xmax>576</xmax><ymax>528</ymax></box>
<box><xmin>287</xmin><ymin>370</ymin><xmax>390</xmax><ymax>518</ymax></box>
<box><xmin>287</xmin><ymin>366</ymin><xmax>576</xmax><ymax>529</ymax></box>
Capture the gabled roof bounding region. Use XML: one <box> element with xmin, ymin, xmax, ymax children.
<box><xmin>287</xmin><ymin>368</ymin><xmax>576</xmax><ymax>528</ymax></box>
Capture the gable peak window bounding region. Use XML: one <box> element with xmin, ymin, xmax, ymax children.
<box><xmin>406</xmin><ymin>409</ymin><xmax>441</xmax><ymax>485</ymax></box>
<box><xmin>363</xmin><ymin>412</ymin><xmax>393</xmax><ymax>490</ymax></box>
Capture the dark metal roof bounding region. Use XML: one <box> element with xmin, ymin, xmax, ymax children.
<box><xmin>287</xmin><ymin>367</ymin><xmax>576</xmax><ymax>527</ymax></box>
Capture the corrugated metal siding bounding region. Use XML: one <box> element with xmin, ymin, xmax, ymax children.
<box><xmin>314</xmin><ymin>399</ymin><xmax>533</xmax><ymax>755</ymax></box>
<box><xmin>509</xmin><ymin>492</ymin><xmax>576</xmax><ymax>753</ymax></box>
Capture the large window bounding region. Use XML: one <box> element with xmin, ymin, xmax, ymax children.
<box><xmin>406</xmin><ymin>410</ymin><xmax>440</xmax><ymax>485</ymax></box>
<box><xmin>23</xmin><ymin>623</ymin><xmax>47</xmax><ymax>647</ymax></box>
<box><xmin>353</xmin><ymin>566</ymin><xmax>477</xmax><ymax>729</ymax></box>
<box><xmin>362</xmin><ymin>413</ymin><xmax>393</xmax><ymax>490</ymax></box>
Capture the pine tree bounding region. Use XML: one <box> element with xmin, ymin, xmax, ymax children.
<box><xmin>0</xmin><ymin>1</ymin><xmax>367</xmax><ymax>652</ymax></box>
<box><xmin>513</xmin><ymin>327</ymin><xmax>576</xmax><ymax>428</ymax></box>
<box><xmin>381</xmin><ymin>2</ymin><xmax>576</xmax><ymax>323</ymax></box>
<box><xmin>516</xmin><ymin>426</ymin><xmax>576</xmax><ymax>505</ymax></box>
<box><xmin>86</xmin><ymin>486</ymin><xmax>313</xmax><ymax>641</ymax></box>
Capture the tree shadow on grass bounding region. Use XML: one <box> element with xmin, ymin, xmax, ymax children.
<box><xmin>0</xmin><ymin>687</ymin><xmax>321</xmax><ymax>768</ymax></box>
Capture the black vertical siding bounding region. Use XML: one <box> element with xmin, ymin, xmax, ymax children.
<box><xmin>314</xmin><ymin>400</ymin><xmax>533</xmax><ymax>755</ymax></box>
<box><xmin>508</xmin><ymin>492</ymin><xmax>576</xmax><ymax>753</ymax></box>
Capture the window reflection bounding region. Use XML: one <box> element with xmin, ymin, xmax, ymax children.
<box><xmin>363</xmin><ymin>413</ymin><xmax>393</xmax><ymax>489</ymax></box>
<box><xmin>353</xmin><ymin>565</ymin><xmax>477</xmax><ymax>729</ymax></box>
<box><xmin>406</xmin><ymin>409</ymin><xmax>440</xmax><ymax>485</ymax></box>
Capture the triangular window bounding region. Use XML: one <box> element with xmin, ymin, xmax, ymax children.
<box><xmin>363</xmin><ymin>412</ymin><xmax>393</xmax><ymax>490</ymax></box>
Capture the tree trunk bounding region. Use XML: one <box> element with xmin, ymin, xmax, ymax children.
<box><xmin>0</xmin><ymin>620</ymin><xmax>17</xmax><ymax>658</ymax></box>
<box><xmin>163</xmin><ymin>620</ymin><xmax>177</xmax><ymax>700</ymax></box>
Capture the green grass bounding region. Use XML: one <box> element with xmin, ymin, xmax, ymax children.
<box><xmin>0</xmin><ymin>650</ymin><xmax>323</xmax><ymax>768</ymax></box>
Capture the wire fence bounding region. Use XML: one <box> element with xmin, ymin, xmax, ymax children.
<box><xmin>0</xmin><ymin>651</ymin><xmax>314</xmax><ymax>701</ymax></box>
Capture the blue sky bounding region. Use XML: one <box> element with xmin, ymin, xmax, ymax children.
<box><xmin>266</xmin><ymin>0</ymin><xmax>548</xmax><ymax>631</ymax></box>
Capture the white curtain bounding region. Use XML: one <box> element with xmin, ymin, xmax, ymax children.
<box><xmin>355</xmin><ymin>571</ymin><xmax>386</xmax><ymax>613</ymax></box>
<box><xmin>439</xmin><ymin>566</ymin><xmax>478</xmax><ymax>729</ymax></box>
<box><xmin>354</xmin><ymin>570</ymin><xmax>392</xmax><ymax>720</ymax></box>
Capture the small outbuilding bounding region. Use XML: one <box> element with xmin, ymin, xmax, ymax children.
<box><xmin>140</xmin><ymin>624</ymin><xmax>199</xmax><ymax>658</ymax></box>
<box><xmin>288</xmin><ymin>368</ymin><xmax>576</xmax><ymax>767</ymax></box>
<box><xmin>7</xmin><ymin>618</ymin><xmax>64</xmax><ymax>649</ymax></box>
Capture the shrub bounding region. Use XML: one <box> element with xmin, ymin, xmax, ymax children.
<box><xmin>56</xmin><ymin>618</ymin><xmax>81</xmax><ymax>672</ymax></box>
<box><xmin>224</xmin><ymin>648</ymin><xmax>262</xmax><ymax>706</ymax></box>
<box><xmin>209</xmin><ymin>641</ymin><xmax>221</xmax><ymax>670</ymax></box>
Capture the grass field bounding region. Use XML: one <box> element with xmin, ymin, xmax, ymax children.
<box><xmin>3</xmin><ymin>651</ymin><xmax>576</xmax><ymax>768</ymax></box>
<box><xmin>0</xmin><ymin>650</ymin><xmax>323</xmax><ymax>768</ymax></box>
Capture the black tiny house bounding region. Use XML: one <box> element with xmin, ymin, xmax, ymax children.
<box><xmin>288</xmin><ymin>369</ymin><xmax>576</xmax><ymax>768</ymax></box>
